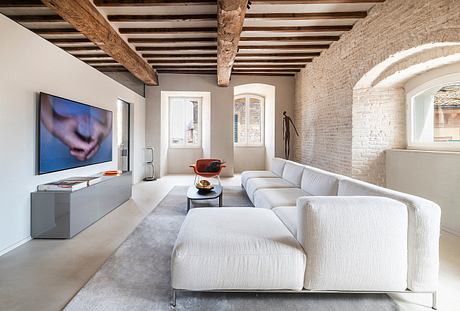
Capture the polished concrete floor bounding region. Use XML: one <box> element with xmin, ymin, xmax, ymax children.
<box><xmin>0</xmin><ymin>175</ymin><xmax>458</xmax><ymax>311</ymax></box>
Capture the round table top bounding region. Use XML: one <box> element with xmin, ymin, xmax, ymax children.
<box><xmin>187</xmin><ymin>185</ymin><xmax>223</xmax><ymax>200</ymax></box>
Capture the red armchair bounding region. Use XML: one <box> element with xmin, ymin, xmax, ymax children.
<box><xmin>190</xmin><ymin>159</ymin><xmax>226</xmax><ymax>185</ymax></box>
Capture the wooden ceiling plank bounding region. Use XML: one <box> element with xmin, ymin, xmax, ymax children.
<box><xmin>119</xmin><ymin>27</ymin><xmax>216</xmax><ymax>34</ymax></box>
<box><xmin>249</xmin><ymin>0</ymin><xmax>384</xmax><ymax>3</ymax></box>
<box><xmin>94</xmin><ymin>0</ymin><xmax>216</xmax><ymax>6</ymax></box>
<box><xmin>48</xmin><ymin>38</ymin><xmax>92</xmax><ymax>43</ymax></box>
<box><xmin>0</xmin><ymin>0</ymin><xmax>44</xmax><ymax>7</ymax></box>
<box><xmin>142</xmin><ymin>53</ymin><xmax>217</xmax><ymax>58</ymax></box>
<box><xmin>237</xmin><ymin>52</ymin><xmax>320</xmax><ymax>57</ymax></box>
<box><xmin>40</xmin><ymin>0</ymin><xmax>158</xmax><ymax>85</ymax></box>
<box><xmin>7</xmin><ymin>14</ymin><xmax>64</xmax><ymax>22</ymax></box>
<box><xmin>236</xmin><ymin>58</ymin><xmax>312</xmax><ymax>63</ymax></box>
<box><xmin>108</xmin><ymin>14</ymin><xmax>217</xmax><ymax>22</ymax></box>
<box><xmin>245</xmin><ymin>11</ymin><xmax>367</xmax><ymax>20</ymax></box>
<box><xmin>129</xmin><ymin>37</ymin><xmax>216</xmax><ymax>43</ymax></box>
<box><xmin>136</xmin><ymin>46</ymin><xmax>216</xmax><ymax>51</ymax></box>
<box><xmin>238</xmin><ymin>44</ymin><xmax>329</xmax><ymax>50</ymax></box>
<box><xmin>240</xmin><ymin>35</ymin><xmax>340</xmax><ymax>42</ymax></box>
<box><xmin>242</xmin><ymin>25</ymin><xmax>353</xmax><ymax>32</ymax></box>
<box><xmin>217</xmin><ymin>0</ymin><xmax>248</xmax><ymax>86</ymax></box>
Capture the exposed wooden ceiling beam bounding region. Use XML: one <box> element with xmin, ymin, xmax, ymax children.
<box><xmin>119</xmin><ymin>27</ymin><xmax>216</xmax><ymax>34</ymax></box>
<box><xmin>216</xmin><ymin>0</ymin><xmax>248</xmax><ymax>86</ymax></box>
<box><xmin>128</xmin><ymin>37</ymin><xmax>216</xmax><ymax>44</ymax></box>
<box><xmin>94</xmin><ymin>0</ymin><xmax>215</xmax><ymax>6</ymax></box>
<box><xmin>136</xmin><ymin>46</ymin><xmax>216</xmax><ymax>51</ymax></box>
<box><xmin>243</xmin><ymin>25</ymin><xmax>353</xmax><ymax>32</ymax></box>
<box><xmin>240</xmin><ymin>35</ymin><xmax>340</xmax><ymax>42</ymax></box>
<box><xmin>40</xmin><ymin>0</ymin><xmax>158</xmax><ymax>85</ymax></box>
<box><xmin>147</xmin><ymin>59</ymin><xmax>217</xmax><ymax>63</ymax></box>
<box><xmin>245</xmin><ymin>11</ymin><xmax>367</xmax><ymax>20</ymax></box>
<box><xmin>70</xmin><ymin>53</ymin><xmax>109</xmax><ymax>58</ymax></box>
<box><xmin>63</xmin><ymin>46</ymin><xmax>100</xmax><ymax>51</ymax></box>
<box><xmin>234</xmin><ymin>64</ymin><xmax>304</xmax><ymax>69</ymax></box>
<box><xmin>238</xmin><ymin>44</ymin><xmax>329</xmax><ymax>50</ymax></box>
<box><xmin>233</xmin><ymin>72</ymin><xmax>294</xmax><ymax>76</ymax></box>
<box><xmin>157</xmin><ymin>70</ymin><xmax>218</xmax><ymax>74</ymax></box>
<box><xmin>233</xmin><ymin>69</ymin><xmax>300</xmax><ymax>73</ymax></box>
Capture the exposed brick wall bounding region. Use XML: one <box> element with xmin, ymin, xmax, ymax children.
<box><xmin>294</xmin><ymin>0</ymin><xmax>460</xmax><ymax>185</ymax></box>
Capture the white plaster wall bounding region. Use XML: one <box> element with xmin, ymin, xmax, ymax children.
<box><xmin>386</xmin><ymin>149</ymin><xmax>460</xmax><ymax>235</ymax></box>
<box><xmin>146</xmin><ymin>74</ymin><xmax>294</xmax><ymax>178</ymax></box>
<box><xmin>0</xmin><ymin>15</ymin><xmax>146</xmax><ymax>255</ymax></box>
<box><xmin>234</xmin><ymin>147</ymin><xmax>266</xmax><ymax>173</ymax></box>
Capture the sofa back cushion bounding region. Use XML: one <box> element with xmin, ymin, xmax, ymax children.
<box><xmin>338</xmin><ymin>178</ymin><xmax>441</xmax><ymax>292</ymax></box>
<box><xmin>300</xmin><ymin>166</ymin><xmax>340</xmax><ymax>196</ymax></box>
<box><xmin>282</xmin><ymin>161</ymin><xmax>304</xmax><ymax>187</ymax></box>
<box><xmin>271</xmin><ymin>158</ymin><xmax>287</xmax><ymax>176</ymax></box>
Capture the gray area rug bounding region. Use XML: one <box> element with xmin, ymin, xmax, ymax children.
<box><xmin>65</xmin><ymin>186</ymin><xmax>399</xmax><ymax>311</ymax></box>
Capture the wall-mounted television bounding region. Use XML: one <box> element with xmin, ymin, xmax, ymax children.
<box><xmin>38</xmin><ymin>92</ymin><xmax>113</xmax><ymax>175</ymax></box>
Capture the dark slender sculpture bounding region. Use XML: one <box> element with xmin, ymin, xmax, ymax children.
<box><xmin>282</xmin><ymin>111</ymin><xmax>299</xmax><ymax>160</ymax></box>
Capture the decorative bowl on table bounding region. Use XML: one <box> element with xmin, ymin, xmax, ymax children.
<box><xmin>196</xmin><ymin>179</ymin><xmax>214</xmax><ymax>193</ymax></box>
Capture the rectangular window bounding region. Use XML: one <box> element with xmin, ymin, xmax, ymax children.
<box><xmin>234</xmin><ymin>94</ymin><xmax>264</xmax><ymax>146</ymax></box>
<box><xmin>169</xmin><ymin>97</ymin><xmax>201</xmax><ymax>147</ymax></box>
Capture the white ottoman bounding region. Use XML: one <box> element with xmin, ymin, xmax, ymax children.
<box><xmin>171</xmin><ymin>208</ymin><xmax>306</xmax><ymax>291</ymax></box>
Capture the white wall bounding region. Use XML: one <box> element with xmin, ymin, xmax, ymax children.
<box><xmin>0</xmin><ymin>15</ymin><xmax>146</xmax><ymax>255</ymax></box>
<box><xmin>146</xmin><ymin>74</ymin><xmax>294</xmax><ymax>177</ymax></box>
<box><xmin>386</xmin><ymin>149</ymin><xmax>460</xmax><ymax>235</ymax></box>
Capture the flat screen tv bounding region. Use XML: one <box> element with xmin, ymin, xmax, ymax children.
<box><xmin>38</xmin><ymin>92</ymin><xmax>113</xmax><ymax>175</ymax></box>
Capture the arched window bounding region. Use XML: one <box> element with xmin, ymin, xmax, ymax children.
<box><xmin>408</xmin><ymin>82</ymin><xmax>460</xmax><ymax>150</ymax></box>
<box><xmin>233</xmin><ymin>94</ymin><xmax>265</xmax><ymax>146</ymax></box>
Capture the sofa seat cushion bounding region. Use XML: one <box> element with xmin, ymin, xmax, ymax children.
<box><xmin>246</xmin><ymin>177</ymin><xmax>296</xmax><ymax>202</ymax></box>
<box><xmin>171</xmin><ymin>208</ymin><xmax>306</xmax><ymax>291</ymax></box>
<box><xmin>254</xmin><ymin>188</ymin><xmax>310</xmax><ymax>209</ymax></box>
<box><xmin>273</xmin><ymin>206</ymin><xmax>297</xmax><ymax>237</ymax></box>
<box><xmin>241</xmin><ymin>171</ymin><xmax>278</xmax><ymax>189</ymax></box>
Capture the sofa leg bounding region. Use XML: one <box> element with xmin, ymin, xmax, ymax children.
<box><xmin>432</xmin><ymin>292</ymin><xmax>437</xmax><ymax>310</ymax></box>
<box><xmin>170</xmin><ymin>289</ymin><xmax>177</xmax><ymax>309</ymax></box>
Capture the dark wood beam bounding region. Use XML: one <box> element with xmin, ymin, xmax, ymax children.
<box><xmin>250</xmin><ymin>0</ymin><xmax>384</xmax><ymax>3</ymax></box>
<box><xmin>94</xmin><ymin>0</ymin><xmax>215</xmax><ymax>6</ymax></box>
<box><xmin>233</xmin><ymin>72</ymin><xmax>294</xmax><ymax>76</ymax></box>
<box><xmin>108</xmin><ymin>14</ymin><xmax>216</xmax><ymax>22</ymax></box>
<box><xmin>63</xmin><ymin>46</ymin><xmax>100</xmax><ymax>51</ymax></box>
<box><xmin>136</xmin><ymin>46</ymin><xmax>216</xmax><ymax>51</ymax></box>
<box><xmin>233</xmin><ymin>69</ymin><xmax>300</xmax><ymax>72</ymax></box>
<box><xmin>157</xmin><ymin>70</ymin><xmax>218</xmax><ymax>75</ymax></box>
<box><xmin>0</xmin><ymin>0</ymin><xmax>43</xmax><ymax>7</ymax></box>
<box><xmin>147</xmin><ymin>59</ymin><xmax>217</xmax><ymax>63</ymax></box>
<box><xmin>142</xmin><ymin>53</ymin><xmax>217</xmax><ymax>58</ymax></box>
<box><xmin>93</xmin><ymin>66</ymin><xmax>126</xmax><ymax>72</ymax></box>
<box><xmin>234</xmin><ymin>64</ymin><xmax>304</xmax><ymax>69</ymax></box>
<box><xmin>242</xmin><ymin>25</ymin><xmax>353</xmax><ymax>32</ymax></box>
<box><xmin>240</xmin><ymin>35</ymin><xmax>340</xmax><ymax>42</ymax></box>
<box><xmin>246</xmin><ymin>11</ymin><xmax>367</xmax><ymax>20</ymax></box>
<box><xmin>119</xmin><ymin>27</ymin><xmax>216</xmax><ymax>34</ymax></box>
<box><xmin>71</xmin><ymin>53</ymin><xmax>110</xmax><ymax>58</ymax></box>
<box><xmin>31</xmin><ymin>28</ymin><xmax>80</xmax><ymax>35</ymax></box>
<box><xmin>41</xmin><ymin>0</ymin><xmax>158</xmax><ymax>85</ymax></box>
<box><xmin>129</xmin><ymin>37</ymin><xmax>216</xmax><ymax>44</ymax></box>
<box><xmin>238</xmin><ymin>44</ymin><xmax>329</xmax><ymax>50</ymax></box>
<box><xmin>217</xmin><ymin>0</ymin><xmax>248</xmax><ymax>86</ymax></box>
<box><xmin>236</xmin><ymin>58</ymin><xmax>312</xmax><ymax>63</ymax></box>
<box><xmin>237</xmin><ymin>52</ymin><xmax>320</xmax><ymax>57</ymax></box>
<box><xmin>48</xmin><ymin>38</ymin><xmax>92</xmax><ymax>43</ymax></box>
<box><xmin>84</xmin><ymin>60</ymin><xmax>118</xmax><ymax>64</ymax></box>
<box><xmin>7</xmin><ymin>14</ymin><xmax>64</xmax><ymax>22</ymax></box>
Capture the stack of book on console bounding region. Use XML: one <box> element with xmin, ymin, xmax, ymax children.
<box><xmin>37</xmin><ymin>176</ymin><xmax>102</xmax><ymax>192</ymax></box>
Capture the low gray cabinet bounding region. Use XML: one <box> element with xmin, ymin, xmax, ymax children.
<box><xmin>31</xmin><ymin>172</ymin><xmax>132</xmax><ymax>239</ymax></box>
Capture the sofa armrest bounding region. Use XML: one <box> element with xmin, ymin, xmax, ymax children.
<box><xmin>297</xmin><ymin>196</ymin><xmax>408</xmax><ymax>291</ymax></box>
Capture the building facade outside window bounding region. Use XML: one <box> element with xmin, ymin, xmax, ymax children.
<box><xmin>409</xmin><ymin>82</ymin><xmax>460</xmax><ymax>150</ymax></box>
<box><xmin>234</xmin><ymin>94</ymin><xmax>265</xmax><ymax>146</ymax></box>
<box><xmin>169</xmin><ymin>97</ymin><xmax>202</xmax><ymax>147</ymax></box>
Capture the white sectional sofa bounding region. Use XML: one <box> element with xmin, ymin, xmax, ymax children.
<box><xmin>171</xmin><ymin>158</ymin><xmax>441</xmax><ymax>309</ymax></box>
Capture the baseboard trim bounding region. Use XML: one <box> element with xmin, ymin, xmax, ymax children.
<box><xmin>0</xmin><ymin>236</ymin><xmax>32</xmax><ymax>257</ymax></box>
<box><xmin>441</xmin><ymin>226</ymin><xmax>460</xmax><ymax>237</ymax></box>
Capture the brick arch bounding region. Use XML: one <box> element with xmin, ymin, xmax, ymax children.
<box><xmin>294</xmin><ymin>0</ymin><xmax>460</xmax><ymax>185</ymax></box>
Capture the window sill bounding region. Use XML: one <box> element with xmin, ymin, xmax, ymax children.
<box><xmin>168</xmin><ymin>146</ymin><xmax>202</xmax><ymax>149</ymax></box>
<box><xmin>389</xmin><ymin>148</ymin><xmax>460</xmax><ymax>155</ymax></box>
<box><xmin>406</xmin><ymin>144</ymin><xmax>460</xmax><ymax>152</ymax></box>
<box><xmin>234</xmin><ymin>145</ymin><xmax>265</xmax><ymax>148</ymax></box>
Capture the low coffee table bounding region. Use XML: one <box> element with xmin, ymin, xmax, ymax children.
<box><xmin>186</xmin><ymin>185</ymin><xmax>223</xmax><ymax>212</ymax></box>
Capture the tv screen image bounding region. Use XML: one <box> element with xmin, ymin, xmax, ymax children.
<box><xmin>39</xmin><ymin>93</ymin><xmax>113</xmax><ymax>174</ymax></box>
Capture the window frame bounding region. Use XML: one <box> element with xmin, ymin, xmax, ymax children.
<box><xmin>407</xmin><ymin>74</ymin><xmax>460</xmax><ymax>152</ymax></box>
<box><xmin>168</xmin><ymin>96</ymin><xmax>202</xmax><ymax>149</ymax></box>
<box><xmin>233</xmin><ymin>93</ymin><xmax>265</xmax><ymax>147</ymax></box>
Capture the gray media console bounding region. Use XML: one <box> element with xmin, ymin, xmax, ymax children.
<box><xmin>31</xmin><ymin>172</ymin><xmax>132</xmax><ymax>239</ymax></box>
